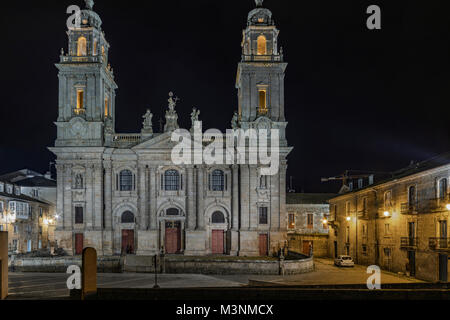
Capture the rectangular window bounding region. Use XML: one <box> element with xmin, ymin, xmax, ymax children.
<box><xmin>362</xmin><ymin>224</ymin><xmax>367</xmax><ymax>237</ymax></box>
<box><xmin>258</xmin><ymin>90</ymin><xmax>268</xmax><ymax>114</ymax></box>
<box><xmin>0</xmin><ymin>201</ymin><xmax>3</xmax><ymax>213</ymax></box>
<box><xmin>13</xmin><ymin>225</ymin><xmax>18</xmax><ymax>234</ymax></box>
<box><xmin>385</xmin><ymin>224</ymin><xmax>390</xmax><ymax>235</ymax></box>
<box><xmin>259</xmin><ymin>207</ymin><xmax>268</xmax><ymax>225</ymax></box>
<box><xmin>307</xmin><ymin>214</ymin><xmax>313</xmax><ymax>229</ymax></box>
<box><xmin>345</xmin><ymin>201</ymin><xmax>350</xmax><ymax>215</ymax></box>
<box><xmin>75</xmin><ymin>206</ymin><xmax>84</xmax><ymax>224</ymax></box>
<box><xmin>104</xmin><ymin>97</ymin><xmax>109</xmax><ymax>117</ymax></box>
<box><xmin>39</xmin><ymin>207</ymin><xmax>43</xmax><ymax>218</ymax></box>
<box><xmin>77</xmin><ymin>89</ymin><xmax>84</xmax><ymax>110</ymax></box>
<box><xmin>362</xmin><ymin>245</ymin><xmax>367</xmax><ymax>255</ymax></box>
<box><xmin>0</xmin><ymin>183</ymin><xmax>3</xmax><ymax>192</ymax></box>
<box><xmin>288</xmin><ymin>213</ymin><xmax>295</xmax><ymax>229</ymax></box>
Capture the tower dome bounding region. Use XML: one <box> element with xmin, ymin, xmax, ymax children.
<box><xmin>248</xmin><ymin>0</ymin><xmax>274</xmax><ymax>26</ymax></box>
<box><xmin>78</xmin><ymin>0</ymin><xmax>102</xmax><ymax>30</ymax></box>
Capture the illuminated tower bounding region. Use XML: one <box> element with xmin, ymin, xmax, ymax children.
<box><xmin>55</xmin><ymin>0</ymin><xmax>117</xmax><ymax>147</ymax></box>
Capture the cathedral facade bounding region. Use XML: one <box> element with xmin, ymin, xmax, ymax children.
<box><xmin>49</xmin><ymin>0</ymin><xmax>292</xmax><ymax>256</ymax></box>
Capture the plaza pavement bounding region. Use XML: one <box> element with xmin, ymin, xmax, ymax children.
<box><xmin>6</xmin><ymin>258</ymin><xmax>424</xmax><ymax>300</ymax></box>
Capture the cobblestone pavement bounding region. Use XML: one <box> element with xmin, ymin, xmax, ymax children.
<box><xmin>6</xmin><ymin>258</ymin><xmax>424</xmax><ymax>299</ymax></box>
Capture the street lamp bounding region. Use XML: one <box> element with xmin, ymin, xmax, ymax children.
<box><xmin>446</xmin><ymin>204</ymin><xmax>450</xmax><ymax>211</ymax></box>
<box><xmin>346</xmin><ymin>216</ymin><xmax>351</xmax><ymax>221</ymax></box>
<box><xmin>383</xmin><ymin>211</ymin><xmax>390</xmax><ymax>217</ymax></box>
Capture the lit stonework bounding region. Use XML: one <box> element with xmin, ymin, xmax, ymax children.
<box><xmin>48</xmin><ymin>0</ymin><xmax>293</xmax><ymax>257</ymax></box>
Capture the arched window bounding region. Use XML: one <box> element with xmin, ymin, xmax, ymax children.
<box><xmin>77</xmin><ymin>36</ymin><xmax>87</xmax><ymax>56</ymax></box>
<box><xmin>257</xmin><ymin>35</ymin><xmax>267</xmax><ymax>55</ymax></box>
<box><xmin>166</xmin><ymin>208</ymin><xmax>179</xmax><ymax>216</ymax></box>
<box><xmin>164</xmin><ymin>170</ymin><xmax>180</xmax><ymax>191</ymax></box>
<box><xmin>439</xmin><ymin>178</ymin><xmax>448</xmax><ymax>199</ymax></box>
<box><xmin>119</xmin><ymin>170</ymin><xmax>133</xmax><ymax>191</ymax></box>
<box><xmin>121</xmin><ymin>211</ymin><xmax>134</xmax><ymax>223</ymax></box>
<box><xmin>211</xmin><ymin>170</ymin><xmax>225</xmax><ymax>191</ymax></box>
<box><xmin>212</xmin><ymin>211</ymin><xmax>225</xmax><ymax>224</ymax></box>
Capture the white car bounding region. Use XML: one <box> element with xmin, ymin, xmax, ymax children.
<box><xmin>334</xmin><ymin>255</ymin><xmax>355</xmax><ymax>267</ymax></box>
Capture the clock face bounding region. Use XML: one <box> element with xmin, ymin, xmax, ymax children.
<box><xmin>71</xmin><ymin>120</ymin><xmax>85</xmax><ymax>137</ymax></box>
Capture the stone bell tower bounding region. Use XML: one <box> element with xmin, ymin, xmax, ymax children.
<box><xmin>236</xmin><ymin>0</ymin><xmax>288</xmax><ymax>146</ymax></box>
<box><xmin>55</xmin><ymin>0</ymin><xmax>117</xmax><ymax>147</ymax></box>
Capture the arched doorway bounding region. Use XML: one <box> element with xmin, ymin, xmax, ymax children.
<box><xmin>121</xmin><ymin>211</ymin><xmax>135</xmax><ymax>254</ymax></box>
<box><xmin>165</xmin><ymin>220</ymin><xmax>181</xmax><ymax>254</ymax></box>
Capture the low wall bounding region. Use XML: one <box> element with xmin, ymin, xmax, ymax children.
<box><xmin>9</xmin><ymin>255</ymin><xmax>314</xmax><ymax>275</ymax></box>
<box><xmin>9</xmin><ymin>256</ymin><xmax>122</xmax><ymax>273</ymax></box>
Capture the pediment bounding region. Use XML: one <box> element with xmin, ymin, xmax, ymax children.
<box><xmin>132</xmin><ymin>132</ymin><xmax>178</xmax><ymax>150</ymax></box>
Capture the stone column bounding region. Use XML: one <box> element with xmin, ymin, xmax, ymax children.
<box><xmin>93</xmin><ymin>163</ymin><xmax>103</xmax><ymax>230</ymax></box>
<box><xmin>103</xmin><ymin>162</ymin><xmax>113</xmax><ymax>230</ymax></box>
<box><xmin>249</xmin><ymin>165</ymin><xmax>258</xmax><ymax>229</ymax></box>
<box><xmin>63</xmin><ymin>164</ymin><xmax>73</xmax><ymax>231</ymax></box>
<box><xmin>56</xmin><ymin>164</ymin><xmax>64</xmax><ymax>231</ymax></box>
<box><xmin>232</xmin><ymin>165</ymin><xmax>239</xmax><ymax>231</ymax></box>
<box><xmin>149</xmin><ymin>167</ymin><xmax>157</xmax><ymax>230</ymax></box>
<box><xmin>240</xmin><ymin>165</ymin><xmax>250</xmax><ymax>230</ymax></box>
<box><xmin>187</xmin><ymin>166</ymin><xmax>196</xmax><ymax>230</ymax></box>
<box><xmin>279</xmin><ymin>163</ymin><xmax>287</xmax><ymax>231</ymax></box>
<box><xmin>196</xmin><ymin>166</ymin><xmax>205</xmax><ymax>230</ymax></box>
<box><xmin>270</xmin><ymin>170</ymin><xmax>280</xmax><ymax>231</ymax></box>
<box><xmin>138</xmin><ymin>165</ymin><xmax>148</xmax><ymax>230</ymax></box>
<box><xmin>85</xmin><ymin>165</ymin><xmax>94</xmax><ymax>230</ymax></box>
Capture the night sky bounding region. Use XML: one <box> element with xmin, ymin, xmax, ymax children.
<box><xmin>1</xmin><ymin>0</ymin><xmax>450</xmax><ymax>193</ymax></box>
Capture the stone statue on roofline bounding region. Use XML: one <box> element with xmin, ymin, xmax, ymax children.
<box><xmin>231</xmin><ymin>111</ymin><xmax>239</xmax><ymax>129</ymax></box>
<box><xmin>142</xmin><ymin>109</ymin><xmax>153</xmax><ymax>134</ymax></box>
<box><xmin>164</xmin><ymin>92</ymin><xmax>180</xmax><ymax>132</ymax></box>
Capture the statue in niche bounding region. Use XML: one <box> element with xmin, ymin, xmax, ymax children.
<box><xmin>75</xmin><ymin>173</ymin><xmax>83</xmax><ymax>189</ymax></box>
<box><xmin>231</xmin><ymin>111</ymin><xmax>239</xmax><ymax>129</ymax></box>
<box><xmin>164</xmin><ymin>92</ymin><xmax>180</xmax><ymax>132</ymax></box>
<box><xmin>142</xmin><ymin>109</ymin><xmax>153</xmax><ymax>134</ymax></box>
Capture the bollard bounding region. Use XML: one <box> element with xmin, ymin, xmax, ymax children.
<box><xmin>81</xmin><ymin>247</ymin><xmax>97</xmax><ymax>300</ymax></box>
<box><xmin>0</xmin><ymin>232</ymin><xmax>8</xmax><ymax>300</ymax></box>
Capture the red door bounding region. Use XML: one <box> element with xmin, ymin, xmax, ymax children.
<box><xmin>122</xmin><ymin>230</ymin><xmax>135</xmax><ymax>254</ymax></box>
<box><xmin>303</xmin><ymin>241</ymin><xmax>312</xmax><ymax>256</ymax></box>
<box><xmin>259</xmin><ymin>234</ymin><xmax>268</xmax><ymax>256</ymax></box>
<box><xmin>165</xmin><ymin>222</ymin><xmax>181</xmax><ymax>254</ymax></box>
<box><xmin>75</xmin><ymin>234</ymin><xmax>84</xmax><ymax>255</ymax></box>
<box><xmin>211</xmin><ymin>230</ymin><xmax>224</xmax><ymax>255</ymax></box>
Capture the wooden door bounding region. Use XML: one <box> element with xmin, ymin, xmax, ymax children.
<box><xmin>122</xmin><ymin>230</ymin><xmax>135</xmax><ymax>254</ymax></box>
<box><xmin>165</xmin><ymin>222</ymin><xmax>181</xmax><ymax>254</ymax></box>
<box><xmin>75</xmin><ymin>234</ymin><xmax>83</xmax><ymax>255</ymax></box>
<box><xmin>303</xmin><ymin>241</ymin><xmax>312</xmax><ymax>256</ymax></box>
<box><xmin>211</xmin><ymin>230</ymin><xmax>224</xmax><ymax>255</ymax></box>
<box><xmin>259</xmin><ymin>234</ymin><xmax>268</xmax><ymax>256</ymax></box>
<box><xmin>408</xmin><ymin>250</ymin><xmax>416</xmax><ymax>277</ymax></box>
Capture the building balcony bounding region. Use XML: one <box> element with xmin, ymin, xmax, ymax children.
<box><xmin>400</xmin><ymin>237</ymin><xmax>418</xmax><ymax>249</ymax></box>
<box><xmin>241</xmin><ymin>54</ymin><xmax>284</xmax><ymax>63</ymax></box>
<box><xmin>400</xmin><ymin>202</ymin><xmax>418</xmax><ymax>215</ymax></box>
<box><xmin>60</xmin><ymin>55</ymin><xmax>103</xmax><ymax>64</ymax></box>
<box><xmin>357</xmin><ymin>209</ymin><xmax>369</xmax><ymax>219</ymax></box>
<box><xmin>72</xmin><ymin>108</ymin><xmax>86</xmax><ymax>117</ymax></box>
<box><xmin>419</xmin><ymin>196</ymin><xmax>450</xmax><ymax>213</ymax></box>
<box><xmin>429</xmin><ymin>237</ymin><xmax>450</xmax><ymax>251</ymax></box>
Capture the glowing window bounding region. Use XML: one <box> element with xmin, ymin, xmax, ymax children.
<box><xmin>93</xmin><ymin>40</ymin><xmax>98</xmax><ymax>56</ymax></box>
<box><xmin>258</xmin><ymin>90</ymin><xmax>267</xmax><ymax>112</ymax></box>
<box><xmin>104</xmin><ymin>97</ymin><xmax>109</xmax><ymax>117</ymax></box>
<box><xmin>257</xmin><ymin>35</ymin><xmax>267</xmax><ymax>55</ymax></box>
<box><xmin>77</xmin><ymin>36</ymin><xmax>87</xmax><ymax>56</ymax></box>
<box><xmin>76</xmin><ymin>89</ymin><xmax>84</xmax><ymax>109</ymax></box>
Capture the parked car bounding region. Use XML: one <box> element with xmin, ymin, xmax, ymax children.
<box><xmin>334</xmin><ymin>255</ymin><xmax>355</xmax><ymax>267</ymax></box>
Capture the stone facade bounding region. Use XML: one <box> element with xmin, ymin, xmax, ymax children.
<box><xmin>286</xmin><ymin>194</ymin><xmax>334</xmax><ymax>257</ymax></box>
<box><xmin>49</xmin><ymin>1</ymin><xmax>292</xmax><ymax>257</ymax></box>
<box><xmin>327</xmin><ymin>158</ymin><xmax>450</xmax><ymax>282</ymax></box>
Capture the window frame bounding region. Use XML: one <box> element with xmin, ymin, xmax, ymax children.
<box><xmin>258</xmin><ymin>207</ymin><xmax>268</xmax><ymax>225</ymax></box>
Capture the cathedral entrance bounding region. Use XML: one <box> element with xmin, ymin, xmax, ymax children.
<box><xmin>211</xmin><ymin>230</ymin><xmax>225</xmax><ymax>255</ymax></box>
<box><xmin>165</xmin><ymin>221</ymin><xmax>181</xmax><ymax>254</ymax></box>
<box><xmin>121</xmin><ymin>229</ymin><xmax>135</xmax><ymax>254</ymax></box>
<box><xmin>259</xmin><ymin>234</ymin><xmax>268</xmax><ymax>256</ymax></box>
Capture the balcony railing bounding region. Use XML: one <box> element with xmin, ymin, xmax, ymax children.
<box><xmin>60</xmin><ymin>55</ymin><xmax>103</xmax><ymax>64</ymax></box>
<box><xmin>73</xmin><ymin>108</ymin><xmax>86</xmax><ymax>116</ymax></box>
<box><xmin>242</xmin><ymin>54</ymin><xmax>283</xmax><ymax>62</ymax></box>
<box><xmin>113</xmin><ymin>134</ymin><xmax>141</xmax><ymax>143</ymax></box>
<box><xmin>257</xmin><ymin>107</ymin><xmax>269</xmax><ymax>116</ymax></box>
<box><xmin>429</xmin><ymin>237</ymin><xmax>450</xmax><ymax>250</ymax></box>
<box><xmin>400</xmin><ymin>237</ymin><xmax>418</xmax><ymax>248</ymax></box>
<box><xmin>357</xmin><ymin>209</ymin><xmax>369</xmax><ymax>219</ymax></box>
<box><xmin>419</xmin><ymin>195</ymin><xmax>450</xmax><ymax>213</ymax></box>
<box><xmin>400</xmin><ymin>202</ymin><xmax>418</xmax><ymax>215</ymax></box>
